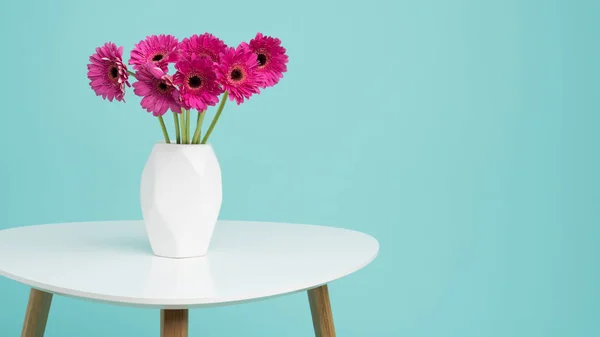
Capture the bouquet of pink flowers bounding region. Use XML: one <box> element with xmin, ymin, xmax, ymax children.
<box><xmin>87</xmin><ymin>33</ymin><xmax>288</xmax><ymax>144</ymax></box>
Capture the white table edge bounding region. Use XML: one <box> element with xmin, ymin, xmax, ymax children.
<box><xmin>0</xmin><ymin>220</ymin><xmax>380</xmax><ymax>309</ymax></box>
<box><xmin>0</xmin><ymin>250</ymin><xmax>379</xmax><ymax>309</ymax></box>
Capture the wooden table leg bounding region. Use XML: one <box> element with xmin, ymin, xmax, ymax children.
<box><xmin>307</xmin><ymin>284</ymin><xmax>336</xmax><ymax>337</ymax></box>
<box><xmin>161</xmin><ymin>309</ymin><xmax>188</xmax><ymax>337</ymax></box>
<box><xmin>21</xmin><ymin>288</ymin><xmax>53</xmax><ymax>337</ymax></box>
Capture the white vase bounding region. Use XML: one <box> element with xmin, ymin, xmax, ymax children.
<box><xmin>140</xmin><ymin>142</ymin><xmax>222</xmax><ymax>258</ymax></box>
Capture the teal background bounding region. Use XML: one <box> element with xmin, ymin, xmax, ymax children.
<box><xmin>0</xmin><ymin>0</ymin><xmax>598</xmax><ymax>336</ymax></box>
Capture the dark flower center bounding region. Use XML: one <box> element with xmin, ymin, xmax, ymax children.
<box><xmin>230</xmin><ymin>68</ymin><xmax>243</xmax><ymax>81</ymax></box>
<box><xmin>257</xmin><ymin>53</ymin><xmax>267</xmax><ymax>66</ymax></box>
<box><xmin>152</xmin><ymin>54</ymin><xmax>164</xmax><ymax>62</ymax></box>
<box><xmin>158</xmin><ymin>82</ymin><xmax>169</xmax><ymax>91</ymax></box>
<box><xmin>109</xmin><ymin>66</ymin><xmax>119</xmax><ymax>79</ymax></box>
<box><xmin>188</xmin><ymin>75</ymin><xmax>202</xmax><ymax>89</ymax></box>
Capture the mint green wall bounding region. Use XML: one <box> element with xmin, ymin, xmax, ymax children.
<box><xmin>1</xmin><ymin>0</ymin><xmax>598</xmax><ymax>336</ymax></box>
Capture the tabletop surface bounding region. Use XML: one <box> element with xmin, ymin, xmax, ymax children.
<box><xmin>0</xmin><ymin>221</ymin><xmax>379</xmax><ymax>308</ymax></box>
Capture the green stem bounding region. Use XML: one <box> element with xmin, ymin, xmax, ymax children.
<box><xmin>186</xmin><ymin>109</ymin><xmax>191</xmax><ymax>144</ymax></box>
<box><xmin>192</xmin><ymin>111</ymin><xmax>206</xmax><ymax>144</ymax></box>
<box><xmin>127</xmin><ymin>70</ymin><xmax>136</xmax><ymax>77</ymax></box>
<box><xmin>173</xmin><ymin>112</ymin><xmax>181</xmax><ymax>144</ymax></box>
<box><xmin>201</xmin><ymin>92</ymin><xmax>228</xmax><ymax>144</ymax></box>
<box><xmin>158</xmin><ymin>116</ymin><xmax>170</xmax><ymax>144</ymax></box>
<box><xmin>180</xmin><ymin>110</ymin><xmax>187</xmax><ymax>144</ymax></box>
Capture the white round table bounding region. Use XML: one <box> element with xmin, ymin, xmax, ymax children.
<box><xmin>0</xmin><ymin>221</ymin><xmax>378</xmax><ymax>337</ymax></box>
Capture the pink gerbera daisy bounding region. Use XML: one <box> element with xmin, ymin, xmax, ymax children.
<box><xmin>87</xmin><ymin>42</ymin><xmax>130</xmax><ymax>102</ymax></box>
<box><xmin>178</xmin><ymin>33</ymin><xmax>227</xmax><ymax>64</ymax></box>
<box><xmin>129</xmin><ymin>35</ymin><xmax>179</xmax><ymax>71</ymax></box>
<box><xmin>173</xmin><ymin>57</ymin><xmax>222</xmax><ymax>111</ymax></box>
<box><xmin>132</xmin><ymin>65</ymin><xmax>182</xmax><ymax>116</ymax></box>
<box><xmin>245</xmin><ymin>33</ymin><xmax>288</xmax><ymax>88</ymax></box>
<box><xmin>216</xmin><ymin>45</ymin><xmax>262</xmax><ymax>105</ymax></box>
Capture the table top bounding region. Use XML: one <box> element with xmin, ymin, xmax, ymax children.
<box><xmin>0</xmin><ymin>221</ymin><xmax>379</xmax><ymax>308</ymax></box>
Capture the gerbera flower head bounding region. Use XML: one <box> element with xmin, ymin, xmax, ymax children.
<box><xmin>178</xmin><ymin>33</ymin><xmax>227</xmax><ymax>64</ymax></box>
<box><xmin>245</xmin><ymin>32</ymin><xmax>288</xmax><ymax>88</ymax></box>
<box><xmin>129</xmin><ymin>35</ymin><xmax>179</xmax><ymax>71</ymax></box>
<box><xmin>132</xmin><ymin>64</ymin><xmax>182</xmax><ymax>117</ymax></box>
<box><xmin>216</xmin><ymin>44</ymin><xmax>262</xmax><ymax>105</ymax></box>
<box><xmin>87</xmin><ymin>42</ymin><xmax>130</xmax><ymax>102</ymax></box>
<box><xmin>173</xmin><ymin>57</ymin><xmax>222</xmax><ymax>111</ymax></box>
